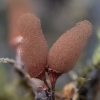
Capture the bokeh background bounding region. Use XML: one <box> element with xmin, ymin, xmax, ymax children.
<box><xmin>0</xmin><ymin>0</ymin><xmax>100</xmax><ymax>100</ymax></box>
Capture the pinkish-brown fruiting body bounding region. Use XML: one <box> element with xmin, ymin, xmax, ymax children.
<box><xmin>48</xmin><ymin>20</ymin><xmax>92</xmax><ymax>75</ymax></box>
<box><xmin>17</xmin><ymin>13</ymin><xmax>48</xmax><ymax>80</ymax></box>
<box><xmin>8</xmin><ymin>0</ymin><xmax>30</xmax><ymax>49</ymax></box>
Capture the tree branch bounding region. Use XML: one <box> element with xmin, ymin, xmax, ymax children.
<box><xmin>0</xmin><ymin>58</ymin><xmax>38</xmax><ymax>96</ymax></box>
